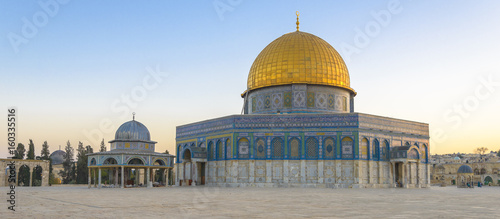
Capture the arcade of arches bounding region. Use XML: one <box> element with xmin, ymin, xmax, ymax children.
<box><xmin>0</xmin><ymin>159</ymin><xmax>50</xmax><ymax>187</ymax></box>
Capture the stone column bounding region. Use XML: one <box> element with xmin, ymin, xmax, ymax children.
<box><xmin>318</xmin><ymin>160</ymin><xmax>324</xmax><ymax>184</ymax></box>
<box><xmin>166</xmin><ymin>169</ymin><xmax>169</xmax><ymax>186</ymax></box>
<box><xmin>115</xmin><ymin>168</ymin><xmax>119</xmax><ymax>187</ymax></box>
<box><xmin>121</xmin><ymin>166</ymin><xmax>124</xmax><ymax>188</ymax></box>
<box><xmin>427</xmin><ymin>164</ymin><xmax>431</xmax><ymax>186</ymax></box>
<box><xmin>146</xmin><ymin>167</ymin><xmax>151</xmax><ymax>188</ymax></box>
<box><xmin>416</xmin><ymin>161</ymin><xmax>420</xmax><ymax>188</ymax></box>
<box><xmin>403</xmin><ymin>162</ymin><xmax>408</xmax><ymax>188</ymax></box>
<box><xmin>29</xmin><ymin>167</ymin><xmax>32</xmax><ymax>187</ymax></box>
<box><xmin>192</xmin><ymin>162</ymin><xmax>198</xmax><ymax>186</ymax></box>
<box><xmin>378</xmin><ymin>161</ymin><xmax>383</xmax><ymax>185</ymax></box>
<box><xmin>368</xmin><ymin>160</ymin><xmax>372</xmax><ymax>185</ymax></box>
<box><xmin>266</xmin><ymin>160</ymin><xmax>272</xmax><ymax>184</ymax></box>
<box><xmin>335</xmin><ymin>160</ymin><xmax>342</xmax><ymax>186</ymax></box>
<box><xmin>300</xmin><ymin>160</ymin><xmax>306</xmax><ymax>184</ymax></box>
<box><xmin>135</xmin><ymin>169</ymin><xmax>139</xmax><ymax>186</ymax></box>
<box><xmin>283</xmin><ymin>160</ymin><xmax>289</xmax><ymax>184</ymax></box>
<box><xmin>249</xmin><ymin>160</ymin><xmax>255</xmax><ymax>184</ymax></box>
<box><xmin>392</xmin><ymin>162</ymin><xmax>396</xmax><ymax>187</ymax></box>
<box><xmin>98</xmin><ymin>168</ymin><xmax>102</xmax><ymax>189</ymax></box>
<box><xmin>88</xmin><ymin>168</ymin><xmax>91</xmax><ymax>189</ymax></box>
<box><xmin>231</xmin><ymin>161</ymin><xmax>237</xmax><ymax>184</ymax></box>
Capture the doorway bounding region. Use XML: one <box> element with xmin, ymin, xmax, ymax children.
<box><xmin>199</xmin><ymin>162</ymin><xmax>206</xmax><ymax>185</ymax></box>
<box><xmin>395</xmin><ymin>162</ymin><xmax>403</xmax><ymax>187</ymax></box>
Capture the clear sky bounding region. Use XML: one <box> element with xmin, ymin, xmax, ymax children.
<box><xmin>1</xmin><ymin>0</ymin><xmax>499</xmax><ymax>159</ymax></box>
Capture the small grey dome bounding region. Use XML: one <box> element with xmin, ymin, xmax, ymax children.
<box><xmin>50</xmin><ymin>150</ymin><xmax>66</xmax><ymax>165</ymax></box>
<box><xmin>114</xmin><ymin>120</ymin><xmax>151</xmax><ymax>141</ymax></box>
<box><xmin>457</xmin><ymin>165</ymin><xmax>473</xmax><ymax>174</ymax></box>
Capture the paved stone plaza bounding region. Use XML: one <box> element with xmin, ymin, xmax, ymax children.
<box><xmin>1</xmin><ymin>185</ymin><xmax>499</xmax><ymax>218</ymax></box>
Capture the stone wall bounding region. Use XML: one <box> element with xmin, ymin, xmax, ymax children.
<box><xmin>0</xmin><ymin>159</ymin><xmax>50</xmax><ymax>187</ymax></box>
<box><xmin>200</xmin><ymin>160</ymin><xmax>429</xmax><ymax>188</ymax></box>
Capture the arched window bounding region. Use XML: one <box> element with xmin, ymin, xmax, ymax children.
<box><xmin>103</xmin><ymin>157</ymin><xmax>118</xmax><ymax>165</ymax></box>
<box><xmin>474</xmin><ymin>169</ymin><xmax>480</xmax><ymax>175</ymax></box>
<box><xmin>360</xmin><ymin>138</ymin><xmax>369</xmax><ymax>159</ymax></box>
<box><xmin>372</xmin><ymin>139</ymin><xmax>380</xmax><ymax>160</ymax></box>
<box><xmin>382</xmin><ymin>140</ymin><xmax>390</xmax><ymax>161</ymax></box>
<box><xmin>208</xmin><ymin>141</ymin><xmax>214</xmax><ymax>160</ymax></box>
<box><xmin>323</xmin><ymin>137</ymin><xmax>335</xmax><ymax>159</ymax></box>
<box><xmin>408</xmin><ymin>148</ymin><xmax>419</xmax><ymax>159</ymax></box>
<box><xmin>199</xmin><ymin>142</ymin><xmax>205</xmax><ymax>148</ymax></box>
<box><xmin>306</xmin><ymin>137</ymin><xmax>318</xmax><ymax>159</ymax></box>
<box><xmin>255</xmin><ymin>138</ymin><xmax>266</xmax><ymax>159</ymax></box>
<box><xmin>238</xmin><ymin>138</ymin><xmax>249</xmax><ymax>159</ymax></box>
<box><xmin>128</xmin><ymin>158</ymin><xmax>144</xmax><ymax>165</ymax></box>
<box><xmin>216</xmin><ymin>140</ymin><xmax>223</xmax><ymax>160</ymax></box>
<box><xmin>271</xmin><ymin>137</ymin><xmax>283</xmax><ymax>159</ymax></box>
<box><xmin>480</xmin><ymin>168</ymin><xmax>487</xmax><ymax>175</ymax></box>
<box><xmin>225</xmin><ymin>139</ymin><xmax>231</xmax><ymax>159</ymax></box>
<box><xmin>421</xmin><ymin>144</ymin><xmax>427</xmax><ymax>162</ymax></box>
<box><xmin>341</xmin><ymin>137</ymin><xmax>353</xmax><ymax>159</ymax></box>
<box><xmin>289</xmin><ymin>138</ymin><xmax>300</xmax><ymax>159</ymax></box>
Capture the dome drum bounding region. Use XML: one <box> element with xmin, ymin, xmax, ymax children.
<box><xmin>245</xmin><ymin>84</ymin><xmax>353</xmax><ymax>114</ymax></box>
<box><xmin>109</xmin><ymin>120</ymin><xmax>157</xmax><ymax>152</ymax></box>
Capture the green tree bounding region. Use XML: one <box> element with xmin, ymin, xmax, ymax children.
<box><xmin>27</xmin><ymin>139</ymin><xmax>35</xmax><ymax>160</ymax></box>
<box><xmin>100</xmin><ymin>138</ymin><xmax>106</xmax><ymax>152</ymax></box>
<box><xmin>497</xmin><ymin>150</ymin><xmax>500</xmax><ymax>157</ymax></box>
<box><xmin>76</xmin><ymin>141</ymin><xmax>90</xmax><ymax>184</ymax></box>
<box><xmin>13</xmin><ymin>143</ymin><xmax>26</xmax><ymax>159</ymax></box>
<box><xmin>59</xmin><ymin>140</ymin><xmax>74</xmax><ymax>184</ymax></box>
<box><xmin>86</xmin><ymin>145</ymin><xmax>94</xmax><ymax>154</ymax></box>
<box><xmin>474</xmin><ymin>147</ymin><xmax>489</xmax><ymax>158</ymax></box>
<box><xmin>41</xmin><ymin>141</ymin><xmax>50</xmax><ymax>160</ymax></box>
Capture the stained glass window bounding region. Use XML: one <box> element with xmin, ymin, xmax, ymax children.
<box><xmin>217</xmin><ymin>141</ymin><xmax>223</xmax><ymax>160</ymax></box>
<box><xmin>255</xmin><ymin>138</ymin><xmax>266</xmax><ymax>159</ymax></box>
<box><xmin>272</xmin><ymin>138</ymin><xmax>283</xmax><ymax>159</ymax></box>
<box><xmin>208</xmin><ymin>142</ymin><xmax>214</xmax><ymax>160</ymax></box>
<box><xmin>372</xmin><ymin>139</ymin><xmax>379</xmax><ymax>160</ymax></box>
<box><xmin>342</xmin><ymin>137</ymin><xmax>353</xmax><ymax>159</ymax></box>
<box><xmin>324</xmin><ymin>138</ymin><xmax>335</xmax><ymax>158</ymax></box>
<box><xmin>226</xmin><ymin>139</ymin><xmax>231</xmax><ymax>159</ymax></box>
<box><xmin>290</xmin><ymin>138</ymin><xmax>300</xmax><ymax>158</ymax></box>
<box><xmin>360</xmin><ymin>138</ymin><xmax>368</xmax><ymax>159</ymax></box>
<box><xmin>306</xmin><ymin>137</ymin><xmax>318</xmax><ymax>159</ymax></box>
<box><xmin>238</xmin><ymin>138</ymin><xmax>249</xmax><ymax>159</ymax></box>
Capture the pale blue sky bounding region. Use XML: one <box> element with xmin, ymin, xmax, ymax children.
<box><xmin>1</xmin><ymin>0</ymin><xmax>500</xmax><ymax>158</ymax></box>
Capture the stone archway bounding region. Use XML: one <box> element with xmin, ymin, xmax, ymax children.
<box><xmin>18</xmin><ymin>165</ymin><xmax>31</xmax><ymax>186</ymax></box>
<box><xmin>32</xmin><ymin>165</ymin><xmax>43</xmax><ymax>186</ymax></box>
<box><xmin>484</xmin><ymin>176</ymin><xmax>493</xmax><ymax>186</ymax></box>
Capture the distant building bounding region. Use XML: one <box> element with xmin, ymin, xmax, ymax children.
<box><xmin>431</xmin><ymin>161</ymin><xmax>500</xmax><ymax>186</ymax></box>
<box><xmin>87</xmin><ymin>117</ymin><xmax>175</xmax><ymax>188</ymax></box>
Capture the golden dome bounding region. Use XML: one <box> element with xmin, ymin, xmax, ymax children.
<box><xmin>246</xmin><ymin>31</ymin><xmax>355</xmax><ymax>94</ymax></box>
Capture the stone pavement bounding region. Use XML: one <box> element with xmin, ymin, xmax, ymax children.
<box><xmin>1</xmin><ymin>185</ymin><xmax>499</xmax><ymax>218</ymax></box>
